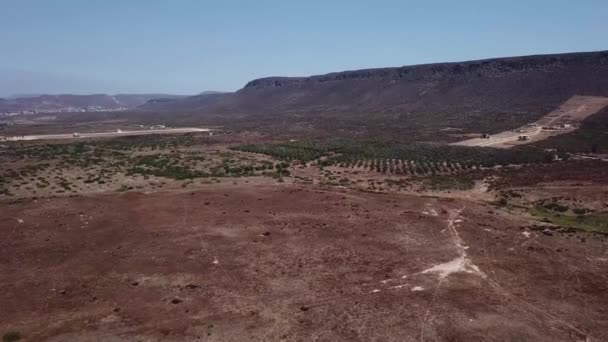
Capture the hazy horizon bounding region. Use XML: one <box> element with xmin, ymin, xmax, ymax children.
<box><xmin>1</xmin><ymin>0</ymin><xmax>607</xmax><ymax>97</ymax></box>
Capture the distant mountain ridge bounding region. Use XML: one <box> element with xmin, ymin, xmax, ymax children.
<box><xmin>0</xmin><ymin>94</ymin><xmax>186</xmax><ymax>113</ymax></box>
<box><xmin>142</xmin><ymin>50</ymin><xmax>608</xmax><ymax>129</ymax></box>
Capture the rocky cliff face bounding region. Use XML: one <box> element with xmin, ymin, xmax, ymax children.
<box><xmin>242</xmin><ymin>51</ymin><xmax>608</xmax><ymax>88</ymax></box>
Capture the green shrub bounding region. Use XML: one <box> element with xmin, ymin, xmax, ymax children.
<box><xmin>2</xmin><ymin>331</ymin><xmax>21</xmax><ymax>342</ymax></box>
<box><xmin>543</xmin><ymin>202</ymin><xmax>569</xmax><ymax>212</ymax></box>
<box><xmin>232</xmin><ymin>139</ymin><xmax>554</xmax><ymax>175</ymax></box>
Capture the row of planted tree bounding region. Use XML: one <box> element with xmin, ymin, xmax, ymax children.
<box><xmin>232</xmin><ymin>139</ymin><xmax>559</xmax><ymax>176</ymax></box>
<box><xmin>329</xmin><ymin>158</ymin><xmax>479</xmax><ymax>175</ymax></box>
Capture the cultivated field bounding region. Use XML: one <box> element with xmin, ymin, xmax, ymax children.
<box><xmin>453</xmin><ymin>95</ymin><xmax>608</xmax><ymax>148</ymax></box>
<box><xmin>0</xmin><ymin>136</ymin><xmax>556</xmax><ymax>199</ymax></box>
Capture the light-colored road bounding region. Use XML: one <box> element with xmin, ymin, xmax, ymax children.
<box><xmin>452</xmin><ymin>95</ymin><xmax>608</xmax><ymax>148</ymax></box>
<box><xmin>471</xmin><ymin>126</ymin><xmax>543</xmax><ymax>147</ymax></box>
<box><xmin>2</xmin><ymin>127</ymin><xmax>210</xmax><ymax>141</ymax></box>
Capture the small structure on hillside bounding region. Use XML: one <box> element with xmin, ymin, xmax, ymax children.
<box><xmin>518</xmin><ymin>135</ymin><xmax>530</xmax><ymax>141</ymax></box>
<box><xmin>481</xmin><ymin>133</ymin><xmax>491</xmax><ymax>139</ymax></box>
<box><xmin>72</xmin><ymin>132</ymin><xmax>80</xmax><ymax>138</ymax></box>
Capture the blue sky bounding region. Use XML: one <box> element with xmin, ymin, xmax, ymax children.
<box><xmin>0</xmin><ymin>0</ymin><xmax>606</xmax><ymax>96</ymax></box>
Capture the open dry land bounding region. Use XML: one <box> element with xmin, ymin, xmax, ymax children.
<box><xmin>453</xmin><ymin>96</ymin><xmax>608</xmax><ymax>148</ymax></box>
<box><xmin>1</xmin><ymin>129</ymin><xmax>608</xmax><ymax>341</ymax></box>
<box><xmin>2</xmin><ymin>185</ymin><xmax>608</xmax><ymax>342</ymax></box>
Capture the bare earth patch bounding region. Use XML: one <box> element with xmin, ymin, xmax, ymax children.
<box><xmin>453</xmin><ymin>95</ymin><xmax>608</xmax><ymax>148</ymax></box>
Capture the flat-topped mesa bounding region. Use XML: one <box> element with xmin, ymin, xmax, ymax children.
<box><xmin>242</xmin><ymin>50</ymin><xmax>608</xmax><ymax>90</ymax></box>
<box><xmin>141</xmin><ymin>50</ymin><xmax>608</xmax><ymax>124</ymax></box>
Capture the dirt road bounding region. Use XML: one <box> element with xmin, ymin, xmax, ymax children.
<box><xmin>1</xmin><ymin>127</ymin><xmax>210</xmax><ymax>141</ymax></box>
<box><xmin>453</xmin><ymin>95</ymin><xmax>608</xmax><ymax>148</ymax></box>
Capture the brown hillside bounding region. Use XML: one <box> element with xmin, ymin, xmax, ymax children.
<box><xmin>142</xmin><ymin>51</ymin><xmax>608</xmax><ymax>134</ymax></box>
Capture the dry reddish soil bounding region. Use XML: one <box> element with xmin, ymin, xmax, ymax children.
<box><xmin>1</xmin><ymin>184</ymin><xmax>607</xmax><ymax>341</ymax></box>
